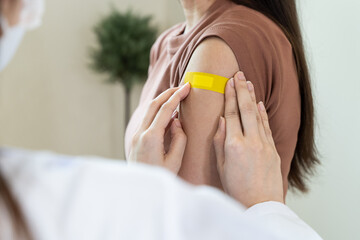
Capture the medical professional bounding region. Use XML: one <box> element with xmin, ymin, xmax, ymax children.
<box><xmin>0</xmin><ymin>0</ymin><xmax>322</xmax><ymax>239</ymax></box>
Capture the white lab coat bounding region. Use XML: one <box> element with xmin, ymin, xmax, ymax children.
<box><xmin>0</xmin><ymin>147</ymin><xmax>322</xmax><ymax>240</ymax></box>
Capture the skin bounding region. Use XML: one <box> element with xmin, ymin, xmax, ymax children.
<box><xmin>178</xmin><ymin>37</ymin><xmax>239</xmax><ymax>188</ymax></box>
<box><xmin>177</xmin><ymin>0</ymin><xmax>293</xmax><ymax>199</ymax></box>
<box><xmin>129</xmin><ymin>71</ymin><xmax>284</xmax><ymax>207</ymax></box>
<box><xmin>179</xmin><ymin>0</ymin><xmax>217</xmax><ymax>33</ymax></box>
<box><xmin>129</xmin><ymin>84</ymin><xmax>191</xmax><ymax>174</ymax></box>
<box><xmin>172</xmin><ymin>0</ymin><xmax>242</xmax><ymax>189</ymax></box>
<box><xmin>214</xmin><ymin>72</ymin><xmax>284</xmax><ymax>207</ymax></box>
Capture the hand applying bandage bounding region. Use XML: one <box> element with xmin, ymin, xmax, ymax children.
<box><xmin>213</xmin><ymin>71</ymin><xmax>284</xmax><ymax>208</ymax></box>
<box><xmin>128</xmin><ymin>83</ymin><xmax>191</xmax><ymax>174</ymax></box>
<box><xmin>129</xmin><ymin>70</ymin><xmax>284</xmax><ymax>208</ymax></box>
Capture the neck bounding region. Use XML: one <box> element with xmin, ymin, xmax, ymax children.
<box><xmin>180</xmin><ymin>0</ymin><xmax>218</xmax><ymax>33</ymax></box>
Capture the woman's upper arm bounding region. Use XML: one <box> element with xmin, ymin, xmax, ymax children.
<box><xmin>178</xmin><ymin>37</ymin><xmax>239</xmax><ymax>187</ymax></box>
<box><xmin>177</xmin><ymin>30</ymin><xmax>300</xmax><ymax>196</ymax></box>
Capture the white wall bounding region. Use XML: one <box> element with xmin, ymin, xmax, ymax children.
<box><xmin>285</xmin><ymin>1</ymin><xmax>360</xmax><ymax>239</ymax></box>
<box><xmin>1</xmin><ymin>0</ymin><xmax>359</xmax><ymax>239</ymax></box>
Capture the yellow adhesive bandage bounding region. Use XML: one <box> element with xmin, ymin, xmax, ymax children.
<box><xmin>184</xmin><ymin>72</ymin><xmax>229</xmax><ymax>94</ymax></box>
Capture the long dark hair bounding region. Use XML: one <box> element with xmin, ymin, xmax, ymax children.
<box><xmin>231</xmin><ymin>0</ymin><xmax>319</xmax><ymax>192</ymax></box>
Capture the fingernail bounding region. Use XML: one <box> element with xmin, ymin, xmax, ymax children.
<box><xmin>218</xmin><ymin>117</ymin><xmax>225</xmax><ymax>130</ymax></box>
<box><xmin>181</xmin><ymin>82</ymin><xmax>190</xmax><ymax>89</ymax></box>
<box><xmin>236</xmin><ymin>71</ymin><xmax>246</xmax><ymax>81</ymax></box>
<box><xmin>179</xmin><ymin>83</ymin><xmax>191</xmax><ymax>98</ymax></box>
<box><xmin>246</xmin><ymin>81</ymin><xmax>253</xmax><ymax>91</ymax></box>
<box><xmin>175</xmin><ymin>119</ymin><xmax>182</xmax><ymax>128</ymax></box>
<box><xmin>259</xmin><ymin>101</ymin><xmax>265</xmax><ymax>111</ymax></box>
<box><xmin>229</xmin><ymin>78</ymin><xmax>234</xmax><ymax>88</ymax></box>
<box><xmin>171</xmin><ymin>110</ymin><xmax>178</xmax><ymax>118</ymax></box>
<box><xmin>218</xmin><ymin>117</ymin><xmax>222</xmax><ymax>128</ymax></box>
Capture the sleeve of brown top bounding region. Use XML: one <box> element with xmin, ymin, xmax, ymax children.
<box><xmin>148</xmin><ymin>23</ymin><xmax>185</xmax><ymax>75</ymax></box>
<box><xmin>180</xmin><ymin>21</ymin><xmax>301</xmax><ymax>195</ymax></box>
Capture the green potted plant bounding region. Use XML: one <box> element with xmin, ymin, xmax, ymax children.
<box><xmin>90</xmin><ymin>8</ymin><xmax>157</xmax><ymax>126</ymax></box>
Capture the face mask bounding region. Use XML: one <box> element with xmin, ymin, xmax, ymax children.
<box><xmin>0</xmin><ymin>17</ymin><xmax>25</xmax><ymax>72</ymax></box>
<box><xmin>0</xmin><ymin>0</ymin><xmax>44</xmax><ymax>71</ymax></box>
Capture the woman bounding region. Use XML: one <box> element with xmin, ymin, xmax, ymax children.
<box><xmin>0</xmin><ymin>1</ymin><xmax>321</xmax><ymax>239</ymax></box>
<box><xmin>0</xmin><ymin>72</ymin><xmax>321</xmax><ymax>239</ymax></box>
<box><xmin>125</xmin><ymin>0</ymin><xmax>319</xmax><ymax>196</ymax></box>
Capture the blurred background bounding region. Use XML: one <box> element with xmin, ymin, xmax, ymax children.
<box><xmin>0</xmin><ymin>0</ymin><xmax>359</xmax><ymax>239</ymax></box>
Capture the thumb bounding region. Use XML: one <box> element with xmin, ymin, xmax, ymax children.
<box><xmin>165</xmin><ymin>119</ymin><xmax>187</xmax><ymax>173</ymax></box>
<box><xmin>213</xmin><ymin>117</ymin><xmax>226</xmax><ymax>175</ymax></box>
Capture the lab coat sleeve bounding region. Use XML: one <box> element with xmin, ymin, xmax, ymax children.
<box><xmin>0</xmin><ymin>147</ymin><xmax>323</xmax><ymax>240</ymax></box>
<box><xmin>243</xmin><ymin>201</ymin><xmax>323</xmax><ymax>240</ymax></box>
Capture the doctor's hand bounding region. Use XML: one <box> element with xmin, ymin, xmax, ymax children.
<box><xmin>128</xmin><ymin>83</ymin><xmax>191</xmax><ymax>174</ymax></box>
<box><xmin>213</xmin><ymin>72</ymin><xmax>284</xmax><ymax>208</ymax></box>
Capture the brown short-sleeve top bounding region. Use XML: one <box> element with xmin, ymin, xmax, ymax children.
<box><xmin>125</xmin><ymin>0</ymin><xmax>301</xmax><ymax>193</ymax></box>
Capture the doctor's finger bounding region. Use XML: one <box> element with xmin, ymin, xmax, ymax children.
<box><xmin>214</xmin><ymin>117</ymin><xmax>226</xmax><ymax>174</ymax></box>
<box><xmin>150</xmin><ymin>83</ymin><xmax>190</xmax><ymax>131</ymax></box>
<box><xmin>246</xmin><ymin>81</ymin><xmax>267</xmax><ymax>142</ymax></box>
<box><xmin>164</xmin><ymin>111</ymin><xmax>178</xmax><ymax>136</ymax></box>
<box><xmin>234</xmin><ymin>72</ymin><xmax>260</xmax><ymax>139</ymax></box>
<box><xmin>224</xmin><ymin>78</ymin><xmax>243</xmax><ymax>139</ymax></box>
<box><xmin>140</xmin><ymin>87</ymin><xmax>180</xmax><ymax>131</ymax></box>
<box><xmin>166</xmin><ymin>119</ymin><xmax>187</xmax><ymax>174</ymax></box>
<box><xmin>258</xmin><ymin>102</ymin><xmax>276</xmax><ymax>146</ymax></box>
